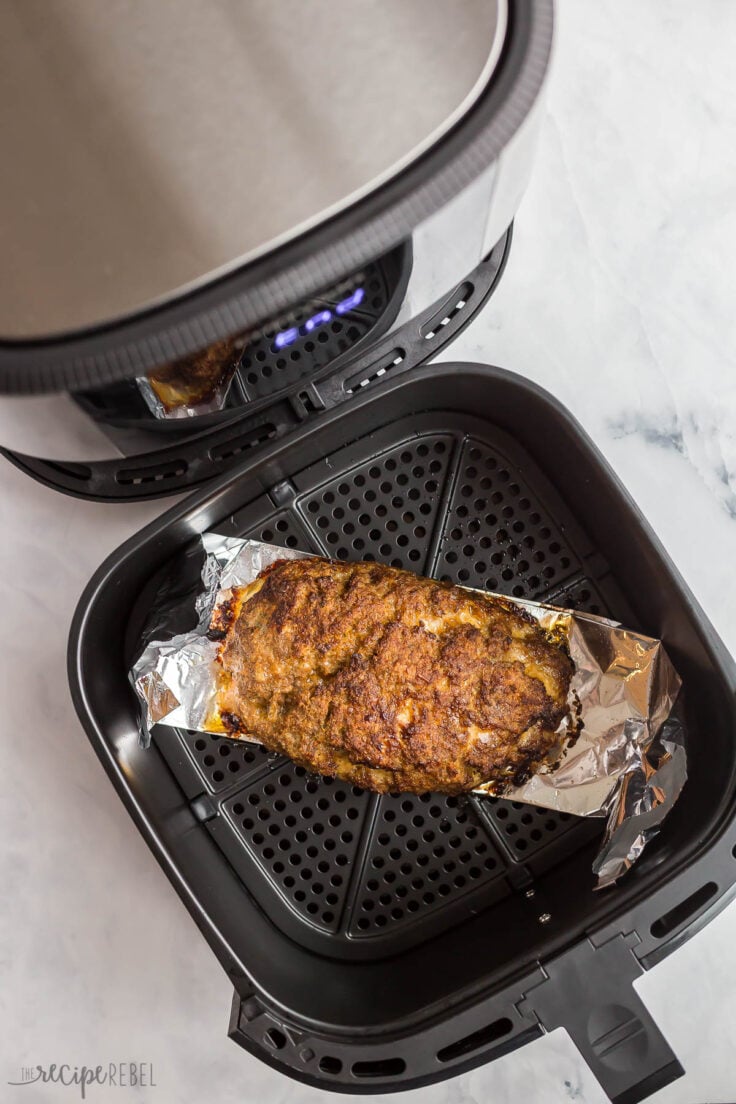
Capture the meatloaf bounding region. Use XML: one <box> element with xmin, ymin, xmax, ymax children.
<box><xmin>212</xmin><ymin>557</ymin><xmax>573</xmax><ymax>794</ymax></box>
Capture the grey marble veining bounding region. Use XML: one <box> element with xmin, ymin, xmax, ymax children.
<box><xmin>609</xmin><ymin>409</ymin><xmax>736</xmax><ymax>519</ymax></box>
<box><xmin>2</xmin><ymin>2</ymin><xmax>736</xmax><ymax>1102</ymax></box>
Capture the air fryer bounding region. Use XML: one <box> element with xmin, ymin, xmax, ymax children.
<box><xmin>0</xmin><ymin>0</ymin><xmax>549</xmax><ymax>500</ymax></box>
<box><xmin>11</xmin><ymin>3</ymin><xmax>735</xmax><ymax>1103</ymax></box>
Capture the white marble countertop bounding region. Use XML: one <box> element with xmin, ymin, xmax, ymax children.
<box><xmin>2</xmin><ymin>2</ymin><xmax>736</xmax><ymax>1102</ymax></box>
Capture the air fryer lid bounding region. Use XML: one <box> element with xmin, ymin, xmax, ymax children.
<box><xmin>0</xmin><ymin>0</ymin><xmax>554</xmax><ymax>395</ymax></box>
<box><xmin>1</xmin><ymin>0</ymin><xmax>506</xmax><ymax>339</ymax></box>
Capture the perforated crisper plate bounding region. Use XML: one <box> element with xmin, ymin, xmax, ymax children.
<box><xmin>153</xmin><ymin>412</ymin><xmax>610</xmax><ymax>959</ymax></box>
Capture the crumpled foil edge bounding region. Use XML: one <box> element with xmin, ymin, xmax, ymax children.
<box><xmin>131</xmin><ymin>535</ymin><xmax>686</xmax><ymax>888</ymax></box>
<box><xmin>136</xmin><ymin>374</ymin><xmax>237</xmax><ymax>420</ymax></box>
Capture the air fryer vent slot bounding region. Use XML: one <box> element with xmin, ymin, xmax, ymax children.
<box><xmin>318</xmin><ymin>1056</ymin><xmax>342</xmax><ymax>1076</ymax></box>
<box><xmin>436</xmin><ymin>1016</ymin><xmax>513</xmax><ymax>1063</ymax></box>
<box><xmin>650</xmin><ymin>882</ymin><xmax>718</xmax><ymax>939</ymax></box>
<box><xmin>351</xmin><ymin>1057</ymin><xmax>407</xmax><ymax>1079</ymax></box>
<box><xmin>208</xmin><ymin>425</ymin><xmax>276</xmax><ymax>463</ymax></box>
<box><xmin>116</xmin><ymin>458</ymin><xmax>188</xmax><ymax>486</ymax></box>
<box><xmin>421</xmin><ymin>281</ymin><xmax>473</xmax><ymax>340</ymax></box>
<box><xmin>41</xmin><ymin>459</ymin><xmax>93</xmax><ymax>482</ymax></box>
<box><xmin>343</xmin><ymin>349</ymin><xmax>406</xmax><ymax>395</ymax></box>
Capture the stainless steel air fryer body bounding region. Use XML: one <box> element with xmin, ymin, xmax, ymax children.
<box><xmin>0</xmin><ymin>0</ymin><xmax>553</xmax><ymax>475</ymax></box>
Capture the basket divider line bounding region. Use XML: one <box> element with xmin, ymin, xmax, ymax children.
<box><xmin>292</xmin><ymin>501</ymin><xmax>331</xmax><ymax>557</ymax></box>
<box><xmin>337</xmin><ymin>792</ymin><xmax>382</xmax><ymax>936</ymax></box>
<box><xmin>423</xmin><ymin>431</ymin><xmax>465</xmax><ymax>578</ymax></box>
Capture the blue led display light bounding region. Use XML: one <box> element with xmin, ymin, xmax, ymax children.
<box><xmin>303</xmin><ymin>309</ymin><xmax>332</xmax><ymax>334</ymax></box>
<box><xmin>335</xmin><ymin>287</ymin><xmax>365</xmax><ymax>314</ymax></box>
<box><xmin>273</xmin><ymin>326</ymin><xmax>299</xmax><ymax>350</ymax></box>
<box><xmin>272</xmin><ymin>286</ymin><xmax>365</xmax><ymax>350</ymax></box>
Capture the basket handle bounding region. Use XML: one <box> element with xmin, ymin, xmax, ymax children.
<box><xmin>519</xmin><ymin>933</ymin><xmax>683</xmax><ymax>1104</ymax></box>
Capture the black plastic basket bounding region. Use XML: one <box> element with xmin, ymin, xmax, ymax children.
<box><xmin>69</xmin><ymin>361</ymin><xmax>736</xmax><ymax>1104</ymax></box>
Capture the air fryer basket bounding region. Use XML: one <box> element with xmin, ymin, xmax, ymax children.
<box><xmin>69</xmin><ymin>363</ymin><xmax>736</xmax><ymax>1103</ymax></box>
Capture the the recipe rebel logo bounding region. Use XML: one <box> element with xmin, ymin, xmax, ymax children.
<box><xmin>7</xmin><ymin>1062</ymin><xmax>156</xmax><ymax>1098</ymax></box>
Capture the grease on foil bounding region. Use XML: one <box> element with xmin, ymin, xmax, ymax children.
<box><xmin>131</xmin><ymin>535</ymin><xmax>686</xmax><ymax>888</ymax></box>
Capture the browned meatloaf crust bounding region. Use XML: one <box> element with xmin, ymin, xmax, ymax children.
<box><xmin>213</xmin><ymin>558</ymin><xmax>573</xmax><ymax>794</ymax></box>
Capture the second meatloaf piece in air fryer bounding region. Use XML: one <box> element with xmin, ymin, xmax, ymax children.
<box><xmin>213</xmin><ymin>558</ymin><xmax>573</xmax><ymax>794</ymax></box>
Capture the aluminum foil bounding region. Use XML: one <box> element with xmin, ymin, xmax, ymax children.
<box><xmin>136</xmin><ymin>334</ymin><xmax>248</xmax><ymax>420</ymax></box>
<box><xmin>136</xmin><ymin>374</ymin><xmax>234</xmax><ymax>420</ymax></box>
<box><xmin>131</xmin><ymin>535</ymin><xmax>686</xmax><ymax>887</ymax></box>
